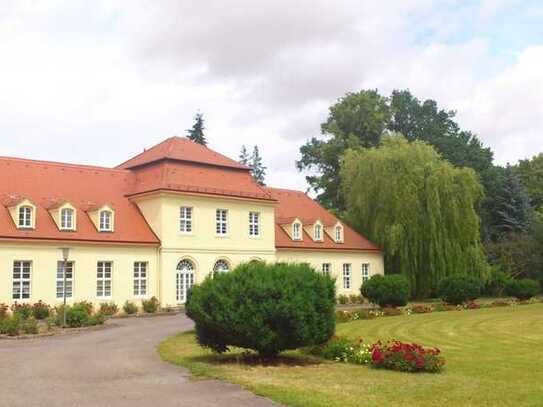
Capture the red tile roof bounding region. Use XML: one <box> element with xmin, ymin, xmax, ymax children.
<box><xmin>117</xmin><ymin>136</ymin><xmax>250</xmax><ymax>170</ymax></box>
<box><xmin>266</xmin><ymin>187</ymin><xmax>381</xmax><ymax>252</ymax></box>
<box><xmin>0</xmin><ymin>157</ymin><xmax>159</xmax><ymax>245</ymax></box>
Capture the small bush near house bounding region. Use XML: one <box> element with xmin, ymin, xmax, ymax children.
<box><xmin>0</xmin><ymin>303</ymin><xmax>8</xmax><ymax>320</ymax></box>
<box><xmin>360</xmin><ymin>275</ymin><xmax>410</xmax><ymax>307</ymax></box>
<box><xmin>349</xmin><ymin>294</ymin><xmax>364</xmax><ymax>304</ymax></box>
<box><xmin>11</xmin><ymin>303</ymin><xmax>32</xmax><ymax>320</ymax></box>
<box><xmin>31</xmin><ymin>301</ymin><xmax>50</xmax><ymax>320</ymax></box>
<box><xmin>505</xmin><ymin>278</ymin><xmax>540</xmax><ymax>300</ymax></box>
<box><xmin>186</xmin><ymin>262</ymin><xmax>336</xmax><ymax>357</ymax></box>
<box><xmin>99</xmin><ymin>302</ymin><xmax>118</xmax><ymax>316</ymax></box>
<box><xmin>75</xmin><ymin>301</ymin><xmax>94</xmax><ymax>315</ymax></box>
<box><xmin>336</xmin><ymin>294</ymin><xmax>349</xmax><ymax>305</ymax></box>
<box><xmin>87</xmin><ymin>313</ymin><xmax>106</xmax><ymax>326</ymax></box>
<box><xmin>21</xmin><ymin>318</ymin><xmax>38</xmax><ymax>335</ymax></box>
<box><xmin>65</xmin><ymin>306</ymin><xmax>90</xmax><ymax>327</ymax></box>
<box><xmin>0</xmin><ymin>315</ymin><xmax>21</xmax><ymax>336</ymax></box>
<box><xmin>142</xmin><ymin>297</ymin><xmax>160</xmax><ymax>313</ymax></box>
<box><xmin>370</xmin><ymin>340</ymin><xmax>445</xmax><ymax>373</ymax></box>
<box><xmin>123</xmin><ymin>301</ymin><xmax>138</xmax><ymax>315</ymax></box>
<box><xmin>437</xmin><ymin>275</ymin><xmax>481</xmax><ymax>305</ymax></box>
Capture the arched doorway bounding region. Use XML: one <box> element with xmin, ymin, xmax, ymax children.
<box><xmin>212</xmin><ymin>259</ymin><xmax>230</xmax><ymax>278</ymax></box>
<box><xmin>176</xmin><ymin>259</ymin><xmax>195</xmax><ymax>304</ymax></box>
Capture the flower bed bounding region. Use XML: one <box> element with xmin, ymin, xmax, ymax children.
<box><xmin>371</xmin><ymin>340</ymin><xmax>445</xmax><ymax>373</ymax></box>
<box><xmin>307</xmin><ymin>336</ymin><xmax>445</xmax><ymax>373</ymax></box>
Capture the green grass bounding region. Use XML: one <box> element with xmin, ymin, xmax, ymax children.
<box><xmin>158</xmin><ymin>303</ymin><xmax>543</xmax><ymax>407</ymax></box>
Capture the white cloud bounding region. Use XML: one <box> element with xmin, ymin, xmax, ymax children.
<box><xmin>0</xmin><ymin>0</ymin><xmax>541</xmax><ymax>191</ymax></box>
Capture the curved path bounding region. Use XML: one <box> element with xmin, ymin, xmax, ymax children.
<box><xmin>0</xmin><ymin>314</ymin><xmax>278</xmax><ymax>407</ymax></box>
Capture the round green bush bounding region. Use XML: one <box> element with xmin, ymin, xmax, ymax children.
<box><xmin>65</xmin><ymin>307</ymin><xmax>89</xmax><ymax>327</ymax></box>
<box><xmin>360</xmin><ymin>275</ymin><xmax>410</xmax><ymax>307</ymax></box>
<box><xmin>142</xmin><ymin>297</ymin><xmax>160</xmax><ymax>313</ymax></box>
<box><xmin>186</xmin><ymin>262</ymin><xmax>336</xmax><ymax>357</ymax></box>
<box><xmin>123</xmin><ymin>301</ymin><xmax>138</xmax><ymax>315</ymax></box>
<box><xmin>505</xmin><ymin>278</ymin><xmax>540</xmax><ymax>300</ymax></box>
<box><xmin>438</xmin><ymin>275</ymin><xmax>481</xmax><ymax>305</ymax></box>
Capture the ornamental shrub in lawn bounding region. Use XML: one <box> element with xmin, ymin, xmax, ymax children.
<box><xmin>438</xmin><ymin>275</ymin><xmax>481</xmax><ymax>305</ymax></box>
<box><xmin>506</xmin><ymin>278</ymin><xmax>540</xmax><ymax>300</ymax></box>
<box><xmin>186</xmin><ymin>262</ymin><xmax>336</xmax><ymax>357</ymax></box>
<box><xmin>370</xmin><ymin>340</ymin><xmax>445</xmax><ymax>373</ymax></box>
<box><xmin>360</xmin><ymin>275</ymin><xmax>410</xmax><ymax>307</ymax></box>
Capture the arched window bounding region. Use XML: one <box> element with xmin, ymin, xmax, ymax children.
<box><xmin>176</xmin><ymin>259</ymin><xmax>195</xmax><ymax>303</ymax></box>
<box><xmin>212</xmin><ymin>259</ymin><xmax>230</xmax><ymax>277</ymax></box>
<box><xmin>18</xmin><ymin>206</ymin><xmax>33</xmax><ymax>228</ymax></box>
<box><xmin>99</xmin><ymin>210</ymin><xmax>112</xmax><ymax>231</ymax></box>
<box><xmin>60</xmin><ymin>208</ymin><xmax>74</xmax><ymax>230</ymax></box>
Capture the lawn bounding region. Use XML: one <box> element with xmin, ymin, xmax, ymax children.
<box><xmin>158</xmin><ymin>303</ymin><xmax>543</xmax><ymax>407</ymax></box>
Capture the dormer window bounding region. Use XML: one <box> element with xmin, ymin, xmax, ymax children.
<box><xmin>60</xmin><ymin>208</ymin><xmax>75</xmax><ymax>230</ymax></box>
<box><xmin>335</xmin><ymin>224</ymin><xmax>344</xmax><ymax>243</ymax></box>
<box><xmin>292</xmin><ymin>222</ymin><xmax>302</xmax><ymax>240</ymax></box>
<box><xmin>99</xmin><ymin>210</ymin><xmax>112</xmax><ymax>232</ymax></box>
<box><xmin>314</xmin><ymin>222</ymin><xmax>323</xmax><ymax>241</ymax></box>
<box><xmin>18</xmin><ymin>206</ymin><xmax>33</xmax><ymax>228</ymax></box>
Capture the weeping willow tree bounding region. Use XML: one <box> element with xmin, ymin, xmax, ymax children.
<box><xmin>341</xmin><ymin>134</ymin><xmax>489</xmax><ymax>298</ymax></box>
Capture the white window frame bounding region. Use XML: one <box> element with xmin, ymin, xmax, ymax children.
<box><xmin>56</xmin><ymin>261</ymin><xmax>74</xmax><ymax>299</ymax></box>
<box><xmin>216</xmin><ymin>209</ymin><xmax>228</xmax><ymax>235</ymax></box>
<box><xmin>99</xmin><ymin>210</ymin><xmax>112</xmax><ymax>232</ymax></box>
<box><xmin>343</xmin><ymin>263</ymin><xmax>352</xmax><ymax>289</ymax></box>
<box><xmin>60</xmin><ymin>208</ymin><xmax>74</xmax><ymax>230</ymax></box>
<box><xmin>13</xmin><ymin>261</ymin><xmax>31</xmax><ymax>300</ymax></box>
<box><xmin>292</xmin><ymin>222</ymin><xmax>302</xmax><ymax>240</ymax></box>
<box><xmin>362</xmin><ymin>263</ymin><xmax>370</xmax><ymax>283</ymax></box>
<box><xmin>133</xmin><ymin>262</ymin><xmax>147</xmax><ymax>297</ymax></box>
<box><xmin>212</xmin><ymin>259</ymin><xmax>230</xmax><ymax>277</ymax></box>
<box><xmin>314</xmin><ymin>223</ymin><xmax>322</xmax><ymax>241</ymax></box>
<box><xmin>249</xmin><ymin>212</ymin><xmax>260</xmax><ymax>237</ymax></box>
<box><xmin>180</xmin><ymin>207</ymin><xmax>193</xmax><ymax>233</ymax></box>
<box><xmin>322</xmin><ymin>263</ymin><xmax>331</xmax><ymax>275</ymax></box>
<box><xmin>97</xmin><ymin>261</ymin><xmax>112</xmax><ymax>298</ymax></box>
<box><xmin>335</xmin><ymin>225</ymin><xmax>343</xmax><ymax>243</ymax></box>
<box><xmin>18</xmin><ymin>206</ymin><xmax>33</xmax><ymax>228</ymax></box>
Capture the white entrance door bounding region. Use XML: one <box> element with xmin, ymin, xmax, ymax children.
<box><xmin>176</xmin><ymin>259</ymin><xmax>195</xmax><ymax>304</ymax></box>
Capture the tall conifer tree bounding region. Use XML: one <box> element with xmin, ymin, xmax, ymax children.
<box><xmin>251</xmin><ymin>146</ymin><xmax>266</xmax><ymax>186</ymax></box>
<box><xmin>187</xmin><ymin>112</ymin><xmax>207</xmax><ymax>146</ymax></box>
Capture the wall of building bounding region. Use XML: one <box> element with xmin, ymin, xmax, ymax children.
<box><xmin>275</xmin><ymin>249</ymin><xmax>384</xmax><ymax>296</ymax></box>
<box><xmin>0</xmin><ymin>241</ymin><xmax>158</xmax><ymax>306</ymax></box>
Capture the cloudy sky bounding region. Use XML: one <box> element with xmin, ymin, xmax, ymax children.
<box><xmin>1</xmin><ymin>0</ymin><xmax>542</xmax><ymax>191</ymax></box>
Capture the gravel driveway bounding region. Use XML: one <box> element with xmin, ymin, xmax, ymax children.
<box><xmin>0</xmin><ymin>314</ymin><xmax>278</xmax><ymax>407</ymax></box>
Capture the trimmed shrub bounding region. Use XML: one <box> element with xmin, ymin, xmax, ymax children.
<box><xmin>65</xmin><ymin>307</ymin><xmax>89</xmax><ymax>327</ymax></box>
<box><xmin>506</xmin><ymin>278</ymin><xmax>540</xmax><ymax>300</ymax></box>
<box><xmin>360</xmin><ymin>275</ymin><xmax>410</xmax><ymax>307</ymax></box>
<box><xmin>31</xmin><ymin>301</ymin><xmax>50</xmax><ymax>320</ymax></box>
<box><xmin>437</xmin><ymin>275</ymin><xmax>481</xmax><ymax>305</ymax></box>
<box><xmin>123</xmin><ymin>301</ymin><xmax>138</xmax><ymax>315</ymax></box>
<box><xmin>0</xmin><ymin>315</ymin><xmax>21</xmax><ymax>336</ymax></box>
<box><xmin>99</xmin><ymin>302</ymin><xmax>118</xmax><ymax>316</ymax></box>
<box><xmin>87</xmin><ymin>312</ymin><xmax>106</xmax><ymax>326</ymax></box>
<box><xmin>74</xmin><ymin>301</ymin><xmax>94</xmax><ymax>315</ymax></box>
<box><xmin>142</xmin><ymin>297</ymin><xmax>160</xmax><ymax>313</ymax></box>
<box><xmin>11</xmin><ymin>303</ymin><xmax>32</xmax><ymax>320</ymax></box>
<box><xmin>186</xmin><ymin>262</ymin><xmax>336</xmax><ymax>357</ymax></box>
<box><xmin>21</xmin><ymin>318</ymin><xmax>38</xmax><ymax>335</ymax></box>
<box><xmin>349</xmin><ymin>294</ymin><xmax>364</xmax><ymax>304</ymax></box>
<box><xmin>370</xmin><ymin>340</ymin><xmax>445</xmax><ymax>373</ymax></box>
<box><xmin>336</xmin><ymin>294</ymin><xmax>349</xmax><ymax>305</ymax></box>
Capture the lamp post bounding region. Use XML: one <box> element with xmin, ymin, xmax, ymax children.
<box><xmin>59</xmin><ymin>247</ymin><xmax>70</xmax><ymax>328</ymax></box>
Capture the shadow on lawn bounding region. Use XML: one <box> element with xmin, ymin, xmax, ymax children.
<box><xmin>188</xmin><ymin>351</ymin><xmax>322</xmax><ymax>367</ymax></box>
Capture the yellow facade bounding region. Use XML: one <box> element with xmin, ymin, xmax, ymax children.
<box><xmin>0</xmin><ymin>191</ymin><xmax>384</xmax><ymax>307</ymax></box>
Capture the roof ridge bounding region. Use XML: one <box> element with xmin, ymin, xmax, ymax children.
<box><xmin>115</xmin><ymin>136</ymin><xmax>177</xmax><ymax>169</ymax></box>
<box><xmin>0</xmin><ymin>156</ymin><xmax>130</xmax><ymax>174</ymax></box>
<box><xmin>265</xmin><ymin>186</ymin><xmax>307</xmax><ymax>194</ymax></box>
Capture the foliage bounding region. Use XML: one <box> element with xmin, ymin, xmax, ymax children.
<box><xmin>31</xmin><ymin>301</ymin><xmax>50</xmax><ymax>320</ymax></box>
<box><xmin>87</xmin><ymin>312</ymin><xmax>106</xmax><ymax>326</ymax></box>
<box><xmin>65</xmin><ymin>307</ymin><xmax>90</xmax><ymax>327</ymax></box>
<box><xmin>142</xmin><ymin>297</ymin><xmax>160</xmax><ymax>313</ymax></box>
<box><xmin>348</xmin><ymin>294</ymin><xmax>364</xmax><ymax>304</ymax></box>
<box><xmin>505</xmin><ymin>278</ymin><xmax>540</xmax><ymax>300</ymax></box>
<box><xmin>343</xmin><ymin>135</ymin><xmax>489</xmax><ymax>297</ymax></box>
<box><xmin>360</xmin><ymin>274</ymin><xmax>410</xmax><ymax>307</ymax></box>
<box><xmin>370</xmin><ymin>340</ymin><xmax>445</xmax><ymax>373</ymax></box>
<box><xmin>186</xmin><ymin>112</ymin><xmax>207</xmax><ymax>146</ymax></box>
<box><xmin>123</xmin><ymin>301</ymin><xmax>138</xmax><ymax>315</ymax></box>
<box><xmin>382</xmin><ymin>306</ymin><xmax>403</xmax><ymax>316</ymax></box>
<box><xmin>336</xmin><ymin>294</ymin><xmax>349</xmax><ymax>305</ymax></box>
<box><xmin>307</xmin><ymin>336</ymin><xmax>372</xmax><ymax>365</ymax></box>
<box><xmin>0</xmin><ymin>303</ymin><xmax>8</xmax><ymax>320</ymax></box>
<box><xmin>0</xmin><ymin>315</ymin><xmax>21</xmax><ymax>336</ymax></box>
<box><xmin>99</xmin><ymin>302</ymin><xmax>118</xmax><ymax>316</ymax></box>
<box><xmin>11</xmin><ymin>303</ymin><xmax>32</xmax><ymax>320</ymax></box>
<box><xmin>515</xmin><ymin>153</ymin><xmax>543</xmax><ymax>209</ymax></box>
<box><xmin>438</xmin><ymin>275</ymin><xmax>482</xmax><ymax>305</ymax></box>
<box><xmin>335</xmin><ymin>309</ymin><xmax>381</xmax><ymax>323</ymax></box>
<box><xmin>239</xmin><ymin>145</ymin><xmax>250</xmax><ymax>165</ymax></box>
<box><xmin>251</xmin><ymin>146</ymin><xmax>266</xmax><ymax>186</ymax></box>
<box><xmin>54</xmin><ymin>302</ymin><xmax>104</xmax><ymax>328</ymax></box>
<box><xmin>409</xmin><ymin>304</ymin><xmax>433</xmax><ymax>314</ymax></box>
<box><xmin>21</xmin><ymin>318</ymin><xmax>38</xmax><ymax>334</ymax></box>
<box><xmin>484</xmin><ymin>267</ymin><xmax>513</xmax><ymax>297</ymax></box>
<box><xmin>186</xmin><ymin>262</ymin><xmax>336</xmax><ymax>357</ymax></box>
<box><xmin>297</xmin><ymin>89</ymin><xmax>390</xmax><ymax>210</ymax></box>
